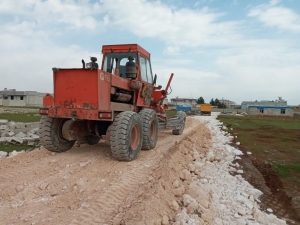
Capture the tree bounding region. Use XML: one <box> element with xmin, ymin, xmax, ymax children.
<box><xmin>197</xmin><ymin>97</ymin><xmax>205</xmax><ymax>104</ymax></box>
<box><xmin>217</xmin><ymin>103</ymin><xmax>226</xmax><ymax>109</ymax></box>
<box><xmin>214</xmin><ymin>98</ymin><xmax>226</xmax><ymax>109</ymax></box>
<box><xmin>209</xmin><ymin>98</ymin><xmax>227</xmax><ymax>108</ymax></box>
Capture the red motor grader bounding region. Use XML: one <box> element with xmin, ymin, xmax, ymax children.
<box><xmin>39</xmin><ymin>44</ymin><xmax>186</xmax><ymax>161</ymax></box>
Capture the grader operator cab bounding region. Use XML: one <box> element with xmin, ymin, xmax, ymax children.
<box><xmin>39</xmin><ymin>44</ymin><xmax>186</xmax><ymax>161</ymax></box>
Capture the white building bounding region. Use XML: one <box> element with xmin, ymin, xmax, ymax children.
<box><xmin>219</xmin><ymin>99</ymin><xmax>236</xmax><ymax>108</ymax></box>
<box><xmin>0</xmin><ymin>89</ymin><xmax>47</xmax><ymax>107</ymax></box>
<box><xmin>247</xmin><ymin>106</ymin><xmax>294</xmax><ymax>117</ymax></box>
<box><xmin>170</xmin><ymin>98</ymin><xmax>197</xmax><ymax>106</ymax></box>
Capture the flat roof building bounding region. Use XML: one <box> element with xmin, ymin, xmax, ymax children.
<box><xmin>247</xmin><ymin>106</ymin><xmax>294</xmax><ymax>117</ymax></box>
<box><xmin>0</xmin><ymin>89</ymin><xmax>47</xmax><ymax>107</ymax></box>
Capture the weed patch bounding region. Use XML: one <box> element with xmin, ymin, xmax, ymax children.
<box><xmin>0</xmin><ymin>143</ymin><xmax>38</xmax><ymax>153</ymax></box>
<box><xmin>166</xmin><ymin>109</ymin><xmax>177</xmax><ymax>118</ymax></box>
<box><xmin>0</xmin><ymin>113</ymin><xmax>41</xmax><ymax>123</ymax></box>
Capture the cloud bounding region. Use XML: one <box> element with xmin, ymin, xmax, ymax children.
<box><xmin>99</xmin><ymin>0</ymin><xmax>243</xmax><ymax>48</ymax></box>
<box><xmin>248</xmin><ymin>0</ymin><xmax>300</xmax><ymax>33</ymax></box>
<box><xmin>270</xmin><ymin>0</ymin><xmax>280</xmax><ymax>6</ymax></box>
<box><xmin>0</xmin><ymin>33</ymin><xmax>101</xmax><ymax>93</ymax></box>
<box><xmin>195</xmin><ymin>0</ymin><xmax>214</xmax><ymax>7</ymax></box>
<box><xmin>215</xmin><ymin>42</ymin><xmax>300</xmax><ymax>103</ymax></box>
<box><xmin>163</xmin><ymin>46</ymin><xmax>181</xmax><ymax>55</ymax></box>
<box><xmin>0</xmin><ymin>0</ymin><xmax>105</xmax><ymax>94</ymax></box>
<box><xmin>157</xmin><ymin>36</ymin><xmax>300</xmax><ymax>104</ymax></box>
<box><xmin>153</xmin><ymin>66</ymin><xmax>224</xmax><ymax>102</ymax></box>
<box><xmin>0</xmin><ymin>43</ymin><xmax>102</xmax><ymax>93</ymax></box>
<box><xmin>0</xmin><ymin>0</ymin><xmax>244</xmax><ymax>49</ymax></box>
<box><xmin>0</xmin><ymin>0</ymin><xmax>101</xmax><ymax>30</ymax></box>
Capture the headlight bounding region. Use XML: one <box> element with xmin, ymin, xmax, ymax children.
<box><xmin>86</xmin><ymin>62</ymin><xmax>92</xmax><ymax>69</ymax></box>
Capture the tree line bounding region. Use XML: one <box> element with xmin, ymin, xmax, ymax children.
<box><xmin>197</xmin><ymin>97</ymin><xmax>226</xmax><ymax>109</ymax></box>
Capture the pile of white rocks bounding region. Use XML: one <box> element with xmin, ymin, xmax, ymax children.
<box><xmin>0</xmin><ymin>149</ymin><xmax>27</xmax><ymax>158</ymax></box>
<box><xmin>173</xmin><ymin>114</ymin><xmax>286</xmax><ymax>225</ymax></box>
<box><xmin>0</xmin><ymin>119</ymin><xmax>39</xmax><ymax>146</ymax></box>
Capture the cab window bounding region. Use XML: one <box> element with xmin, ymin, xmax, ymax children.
<box><xmin>140</xmin><ymin>56</ymin><xmax>153</xmax><ymax>83</ymax></box>
<box><xmin>102</xmin><ymin>52</ymin><xmax>138</xmax><ymax>78</ymax></box>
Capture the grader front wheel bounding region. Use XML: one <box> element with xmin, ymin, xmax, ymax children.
<box><xmin>110</xmin><ymin>111</ymin><xmax>143</xmax><ymax>161</ymax></box>
<box><xmin>172</xmin><ymin>111</ymin><xmax>187</xmax><ymax>135</ymax></box>
<box><xmin>39</xmin><ymin>116</ymin><xmax>75</xmax><ymax>152</ymax></box>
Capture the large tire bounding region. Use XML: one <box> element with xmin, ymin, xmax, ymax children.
<box><xmin>85</xmin><ymin>135</ymin><xmax>101</xmax><ymax>145</ymax></box>
<box><xmin>172</xmin><ymin>111</ymin><xmax>187</xmax><ymax>135</ymax></box>
<box><xmin>105</xmin><ymin>125</ymin><xmax>112</xmax><ymax>146</ymax></box>
<box><xmin>39</xmin><ymin>116</ymin><xmax>75</xmax><ymax>152</ymax></box>
<box><xmin>139</xmin><ymin>109</ymin><xmax>158</xmax><ymax>150</ymax></box>
<box><xmin>110</xmin><ymin>111</ymin><xmax>143</xmax><ymax>161</ymax></box>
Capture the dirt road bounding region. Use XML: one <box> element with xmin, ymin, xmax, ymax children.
<box><xmin>0</xmin><ymin>118</ymin><xmax>205</xmax><ymax>225</ymax></box>
<box><xmin>0</xmin><ymin>115</ymin><xmax>287</xmax><ymax>225</ymax></box>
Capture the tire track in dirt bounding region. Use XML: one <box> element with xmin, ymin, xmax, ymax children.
<box><xmin>70</xmin><ymin>118</ymin><xmax>200</xmax><ymax>225</ymax></box>
<box><xmin>72</xmin><ymin>172</ymin><xmax>147</xmax><ymax>224</ymax></box>
<box><xmin>0</xmin><ymin>150</ymin><xmax>54</xmax><ymax>206</ymax></box>
<box><xmin>0</xmin><ymin>118</ymin><xmax>201</xmax><ymax>225</ymax></box>
<box><xmin>0</xmin><ymin>145</ymin><xmax>116</xmax><ymax>224</ymax></box>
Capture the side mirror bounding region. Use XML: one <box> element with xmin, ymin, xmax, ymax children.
<box><xmin>153</xmin><ymin>74</ymin><xmax>157</xmax><ymax>85</ymax></box>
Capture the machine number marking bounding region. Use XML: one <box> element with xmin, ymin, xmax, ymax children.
<box><xmin>100</xmin><ymin>72</ymin><xmax>111</xmax><ymax>82</ymax></box>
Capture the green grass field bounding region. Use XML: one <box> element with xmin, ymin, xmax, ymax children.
<box><xmin>218</xmin><ymin>115</ymin><xmax>300</xmax><ymax>187</ymax></box>
<box><xmin>0</xmin><ymin>113</ymin><xmax>41</xmax><ymax>123</ymax></box>
<box><xmin>166</xmin><ymin>109</ymin><xmax>178</xmax><ymax>118</ymax></box>
<box><xmin>0</xmin><ymin>143</ymin><xmax>38</xmax><ymax>153</ymax></box>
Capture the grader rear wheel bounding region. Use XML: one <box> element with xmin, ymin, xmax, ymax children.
<box><xmin>105</xmin><ymin>125</ymin><xmax>112</xmax><ymax>146</ymax></box>
<box><xmin>39</xmin><ymin>116</ymin><xmax>75</xmax><ymax>152</ymax></box>
<box><xmin>110</xmin><ymin>111</ymin><xmax>143</xmax><ymax>161</ymax></box>
<box><xmin>139</xmin><ymin>109</ymin><xmax>158</xmax><ymax>150</ymax></box>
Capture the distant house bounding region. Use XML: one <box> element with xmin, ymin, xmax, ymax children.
<box><xmin>0</xmin><ymin>89</ymin><xmax>47</xmax><ymax>107</ymax></box>
<box><xmin>294</xmin><ymin>106</ymin><xmax>300</xmax><ymax>116</ymax></box>
<box><xmin>219</xmin><ymin>99</ymin><xmax>236</xmax><ymax>108</ymax></box>
<box><xmin>294</xmin><ymin>106</ymin><xmax>300</xmax><ymax>113</ymax></box>
<box><xmin>170</xmin><ymin>98</ymin><xmax>197</xmax><ymax>106</ymax></box>
<box><xmin>247</xmin><ymin>106</ymin><xmax>294</xmax><ymax>117</ymax></box>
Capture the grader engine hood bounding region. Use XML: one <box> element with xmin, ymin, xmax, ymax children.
<box><xmin>54</xmin><ymin>69</ymin><xmax>111</xmax><ymax>110</ymax></box>
<box><xmin>43</xmin><ymin>68</ymin><xmax>112</xmax><ymax>120</ymax></box>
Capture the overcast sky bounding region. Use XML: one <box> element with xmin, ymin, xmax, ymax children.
<box><xmin>1</xmin><ymin>0</ymin><xmax>299</xmax><ymax>105</ymax></box>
